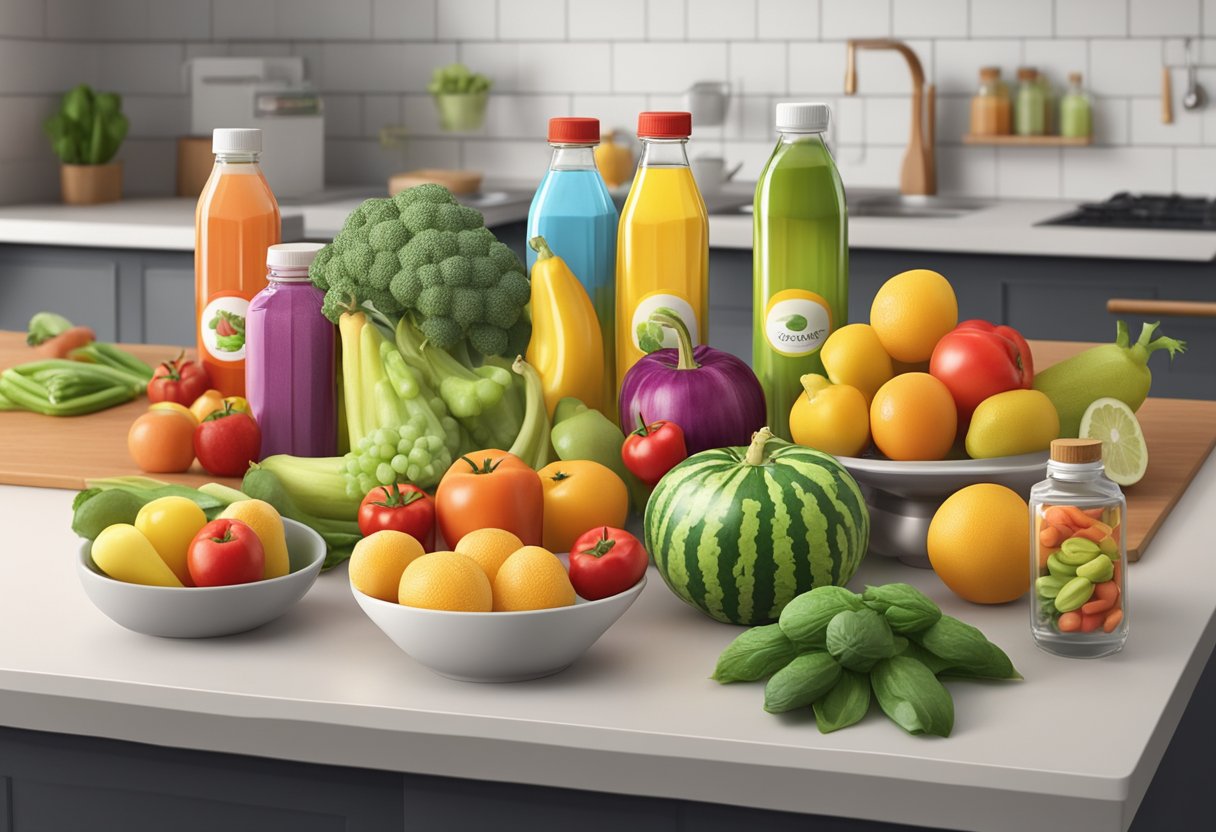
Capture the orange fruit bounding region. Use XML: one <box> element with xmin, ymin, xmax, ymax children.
<box><xmin>349</xmin><ymin>530</ymin><xmax>426</xmax><ymax>602</ymax></box>
<box><xmin>398</xmin><ymin>551</ymin><xmax>492</xmax><ymax>612</ymax></box>
<box><xmin>869</xmin><ymin>373</ymin><xmax>957</xmax><ymax>461</ymax></box>
<box><xmin>149</xmin><ymin>401</ymin><xmax>199</xmax><ymax>426</ymax></box>
<box><xmin>870</xmin><ymin>269</ymin><xmax>958</xmax><ymax>363</ymax></box>
<box><xmin>127</xmin><ymin>408</ymin><xmax>196</xmax><ymax>473</ymax></box>
<box><xmin>454</xmin><ymin>528</ymin><xmax>524</xmax><ymax>582</ymax></box>
<box><xmin>819</xmin><ymin>323</ymin><xmax>893</xmax><ymax>404</ymax></box>
<box><xmin>492</xmin><ymin>546</ymin><xmax>576</xmax><ymax>612</ymax></box>
<box><xmin>928</xmin><ymin>484</ymin><xmax>1031</xmax><ymax>604</ymax></box>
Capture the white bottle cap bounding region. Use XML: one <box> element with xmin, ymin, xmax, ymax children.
<box><xmin>775</xmin><ymin>102</ymin><xmax>830</xmax><ymax>133</ymax></box>
<box><xmin>212</xmin><ymin>127</ymin><xmax>263</xmax><ymax>154</ymax></box>
<box><xmin>267</xmin><ymin>242</ymin><xmax>325</xmax><ymax>269</ymax></box>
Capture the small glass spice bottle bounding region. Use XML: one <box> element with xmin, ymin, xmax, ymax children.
<box><xmin>1029</xmin><ymin>439</ymin><xmax>1128</xmax><ymax>658</ymax></box>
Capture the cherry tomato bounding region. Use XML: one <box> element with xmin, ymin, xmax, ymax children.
<box><xmin>147</xmin><ymin>352</ymin><xmax>210</xmax><ymax>407</ymax></box>
<box><xmin>187</xmin><ymin>519</ymin><xmax>264</xmax><ymax>586</ymax></box>
<box><xmin>929</xmin><ymin>320</ymin><xmax>1034</xmax><ymax>422</ymax></box>
<box><xmin>193</xmin><ymin>403</ymin><xmax>261</xmax><ymax>477</ymax></box>
<box><xmin>621</xmin><ymin>414</ymin><xmax>688</xmax><ymax>487</ymax></box>
<box><xmin>128</xmin><ymin>408</ymin><xmax>196</xmax><ymax>473</ymax></box>
<box><xmin>568</xmin><ymin>526</ymin><xmax>649</xmax><ymax>600</ymax></box>
<box><xmin>358</xmin><ymin>483</ymin><xmax>436</xmax><ymax>551</ymax></box>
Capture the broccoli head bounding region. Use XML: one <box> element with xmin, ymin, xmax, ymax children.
<box><xmin>310</xmin><ymin>185</ymin><xmax>530</xmax><ymax>349</ymax></box>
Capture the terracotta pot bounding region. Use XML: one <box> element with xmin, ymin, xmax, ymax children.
<box><xmin>60</xmin><ymin>162</ymin><xmax>122</xmax><ymax>205</ymax></box>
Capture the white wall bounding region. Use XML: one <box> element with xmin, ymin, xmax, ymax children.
<box><xmin>4</xmin><ymin>0</ymin><xmax>1216</xmax><ymax>203</ymax></box>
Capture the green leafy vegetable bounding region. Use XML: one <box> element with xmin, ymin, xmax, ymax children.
<box><xmin>871</xmin><ymin>656</ymin><xmax>955</xmax><ymax>737</ymax></box>
<box><xmin>863</xmin><ymin>583</ymin><xmax>942</xmax><ymax>634</ymax></box>
<box><xmin>825</xmin><ymin>608</ymin><xmax>898</xmax><ymax>672</ymax></box>
<box><xmin>778</xmin><ymin>585</ymin><xmax>864</xmax><ymax>649</ymax></box>
<box><xmin>241</xmin><ymin>467</ymin><xmax>362</xmax><ymax>569</ymax></box>
<box><xmin>764</xmin><ymin>652</ymin><xmax>842</xmax><ymax>714</ymax></box>
<box><xmin>71</xmin><ymin>479</ymin><xmax>226</xmax><ymax>540</ymax></box>
<box><xmin>26</xmin><ymin>312</ymin><xmax>73</xmax><ymax>346</ymax></box>
<box><xmin>712</xmin><ymin>624</ymin><xmax>798</xmax><ymax>683</ymax></box>
<box><xmin>813</xmin><ymin>669</ymin><xmax>871</xmax><ymax>734</ymax></box>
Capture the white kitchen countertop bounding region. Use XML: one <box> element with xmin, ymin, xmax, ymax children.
<box><xmin>1</xmin><ymin>454</ymin><xmax>1214</xmax><ymax>831</ymax></box>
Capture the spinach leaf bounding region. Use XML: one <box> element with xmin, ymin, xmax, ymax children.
<box><xmin>871</xmin><ymin>656</ymin><xmax>955</xmax><ymax>737</ymax></box>
<box><xmin>826</xmin><ymin>608</ymin><xmax>898</xmax><ymax>672</ymax></box>
<box><xmin>863</xmin><ymin>583</ymin><xmax>942</xmax><ymax>634</ymax></box>
<box><xmin>712</xmin><ymin>624</ymin><xmax>798</xmax><ymax>684</ymax></box>
<box><xmin>813</xmin><ymin>669</ymin><xmax>871</xmax><ymax>734</ymax></box>
<box><xmin>764</xmin><ymin>652</ymin><xmax>841</xmax><ymax>713</ymax></box>
<box><xmin>778</xmin><ymin>586</ymin><xmax>864</xmax><ymax>649</ymax></box>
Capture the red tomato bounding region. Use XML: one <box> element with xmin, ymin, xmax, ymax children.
<box><xmin>621</xmin><ymin>415</ymin><xmax>688</xmax><ymax>487</ymax></box>
<box><xmin>147</xmin><ymin>352</ymin><xmax>211</xmax><ymax>406</ymax></box>
<box><xmin>929</xmin><ymin>321</ymin><xmax>1034</xmax><ymax>421</ymax></box>
<box><xmin>193</xmin><ymin>403</ymin><xmax>261</xmax><ymax>477</ymax></box>
<box><xmin>216</xmin><ymin>317</ymin><xmax>237</xmax><ymax>338</ymax></box>
<box><xmin>187</xmin><ymin>519</ymin><xmax>265</xmax><ymax>586</ymax></box>
<box><xmin>358</xmin><ymin>483</ymin><xmax>436</xmax><ymax>551</ymax></box>
<box><xmin>568</xmin><ymin>526</ymin><xmax>649</xmax><ymax>601</ymax></box>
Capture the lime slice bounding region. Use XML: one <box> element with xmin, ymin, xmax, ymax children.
<box><xmin>1079</xmin><ymin>397</ymin><xmax>1148</xmax><ymax>486</ymax></box>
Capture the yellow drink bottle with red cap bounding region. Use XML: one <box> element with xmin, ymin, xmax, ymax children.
<box><xmin>614</xmin><ymin>111</ymin><xmax>709</xmax><ymax>402</ymax></box>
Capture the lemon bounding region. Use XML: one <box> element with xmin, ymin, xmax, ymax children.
<box><xmin>454</xmin><ymin>528</ymin><xmax>524</xmax><ymax>582</ymax></box>
<box><xmin>350</xmin><ymin>530</ymin><xmax>426</xmax><ymax>602</ymax></box>
<box><xmin>1079</xmin><ymin>397</ymin><xmax>1148</xmax><ymax>486</ymax></box>
<box><xmin>965</xmin><ymin>389</ymin><xmax>1060</xmax><ymax>459</ymax></box>
<box><xmin>492</xmin><ymin>546</ymin><xmax>576</xmax><ymax>612</ymax></box>
<box><xmin>869</xmin><ymin>269</ymin><xmax>958</xmax><ymax>363</ymax></box>
<box><xmin>820</xmin><ymin>323</ymin><xmax>894</xmax><ymax>404</ymax></box>
<box><xmin>220</xmin><ymin>498</ymin><xmax>290</xmax><ymax>579</ymax></box>
<box><xmin>398</xmin><ymin>551</ymin><xmax>492</xmax><ymax>612</ymax></box>
<box><xmin>927</xmin><ymin>484</ymin><xmax>1030</xmax><ymax>604</ymax></box>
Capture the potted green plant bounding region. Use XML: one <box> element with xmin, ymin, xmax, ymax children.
<box><xmin>44</xmin><ymin>84</ymin><xmax>129</xmax><ymax>205</ymax></box>
<box><xmin>428</xmin><ymin>64</ymin><xmax>491</xmax><ymax>132</ymax></box>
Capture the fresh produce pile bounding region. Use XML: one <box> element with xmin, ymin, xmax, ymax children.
<box><xmin>713</xmin><ymin>583</ymin><xmax>1019</xmax><ymax>737</ymax></box>
<box><xmin>128</xmin><ymin>376</ymin><xmax>260</xmax><ymax>479</ymax></box>
<box><xmin>1034</xmin><ymin>504</ymin><xmax>1124</xmax><ymax>635</ymax></box>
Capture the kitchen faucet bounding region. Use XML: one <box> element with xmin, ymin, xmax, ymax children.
<box><xmin>845</xmin><ymin>39</ymin><xmax>936</xmax><ymax>196</ymax></box>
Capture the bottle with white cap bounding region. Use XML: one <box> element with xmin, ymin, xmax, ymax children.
<box><xmin>752</xmin><ymin>102</ymin><xmax>847</xmax><ymax>442</ymax></box>
<box><xmin>245</xmin><ymin>242</ymin><xmax>335</xmax><ymax>459</ymax></box>
<box><xmin>195</xmin><ymin>127</ymin><xmax>281</xmax><ymax>398</ymax></box>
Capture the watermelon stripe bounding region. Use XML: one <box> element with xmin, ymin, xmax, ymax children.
<box><xmin>731</xmin><ymin>497</ymin><xmax>763</xmax><ymax>623</ymax></box>
<box><xmin>791</xmin><ymin>480</ymin><xmax>832</xmax><ymax>588</ymax></box>
<box><xmin>762</xmin><ymin>472</ymin><xmax>796</xmax><ymax>619</ymax></box>
<box><xmin>693</xmin><ymin>468</ymin><xmax>748</xmax><ymax>621</ymax></box>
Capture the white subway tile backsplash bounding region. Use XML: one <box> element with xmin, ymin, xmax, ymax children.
<box><xmin>864</xmin><ymin>97</ymin><xmax>912</xmax><ymax>146</ymax></box>
<box><xmin>149</xmin><ymin>0</ymin><xmax>211</xmax><ymax>40</ymax></box>
<box><xmin>1130</xmin><ymin>95</ymin><xmax>1201</xmax><ymax>144</ymax></box>
<box><xmin>0</xmin><ymin>157</ymin><xmax>59</xmax><ymax>203</ymax></box>
<box><xmin>1129</xmin><ymin>0</ymin><xmax>1199</xmax><ymax>37</ymax></box>
<box><xmin>937</xmin><ymin>146</ymin><xmax>996</xmax><ymax>197</ymax></box>
<box><xmin>402</xmin><ymin>93</ymin><xmax>444</xmax><ymax>134</ymax></box>
<box><xmin>647</xmin><ymin>0</ymin><xmax>685</xmax><ymax>39</ymax></box>
<box><xmin>372</xmin><ymin>0</ymin><xmax>437</xmax><ymax>41</ymax></box>
<box><xmin>98</xmin><ymin>43</ymin><xmax>185</xmax><ymax>95</ymax></box>
<box><xmin>459</xmin><ymin>43</ymin><xmax>520</xmax><ymax>91</ymax></box>
<box><xmin>935</xmin><ymin>94</ymin><xmax>971</xmax><ymax>145</ymax></box>
<box><xmin>821</xmin><ymin>0</ymin><xmax>890</xmax><ymax>40</ymax></box>
<box><xmin>722</xmin><ymin>140</ymin><xmax>776</xmax><ymax>179</ymax></box>
<box><xmin>996</xmin><ymin>147</ymin><xmax>1062</xmax><ymax>198</ymax></box>
<box><xmin>323</xmin><ymin>95</ymin><xmax>363</xmax><ymax>137</ymax></box>
<box><xmin>0</xmin><ymin>96</ymin><xmax>57</xmax><ymax>161</ymax></box>
<box><xmin>1207</xmin><ymin>0</ymin><xmax>1216</xmax><ymax>36</ymax></box>
<box><xmin>1023</xmin><ymin>40</ymin><xmax>1088</xmax><ymax>90</ymax></box>
<box><xmin>724</xmin><ymin>94</ymin><xmax>777</xmax><ymax>140</ymax></box>
<box><xmin>122</xmin><ymin>94</ymin><xmax>189</xmax><ymax>139</ymax></box>
<box><xmin>463</xmin><ymin>138</ymin><xmax>550</xmax><ymax>180</ymax></box>
<box><xmin>483</xmin><ymin>94</ymin><xmax>569</xmax><ymax>138</ymax></box>
<box><xmin>688</xmin><ymin>0</ymin><xmax>756</xmax><ymax>40</ymax></box>
<box><xmin>571</xmin><ymin>94</ymin><xmax>648</xmax><ymax>133</ymax></box>
<box><xmin>1174</xmin><ymin>147</ymin><xmax>1216</xmax><ymax>193</ymax></box>
<box><xmin>1061</xmin><ymin>146</ymin><xmax>1173</xmax><ymax>199</ymax></box>
<box><xmin>437</xmin><ymin>0</ymin><xmax>496</xmax><ymax>41</ymax></box>
<box><xmin>971</xmin><ymin>0</ymin><xmax>1053</xmax><ymax>37</ymax></box>
<box><xmin>934</xmin><ymin>39</ymin><xmax>1021</xmax><ymax>94</ymax></box>
<box><xmin>276</xmin><ymin>0</ymin><xmax>372</xmax><ymax>40</ymax></box>
<box><xmin>47</xmin><ymin>0</ymin><xmax>146</xmax><ymax>40</ymax></box>
<box><xmin>0</xmin><ymin>40</ymin><xmax>96</xmax><ymax>94</ymax></box>
<box><xmin>519</xmin><ymin>43</ymin><xmax>611</xmax><ymax>91</ymax></box>
<box><xmin>0</xmin><ymin>0</ymin><xmax>43</xmax><ymax>39</ymax></box>
<box><xmin>730</xmin><ymin>42</ymin><xmax>787</xmax><ymax>94</ymax></box>
<box><xmin>830</xmin><ymin>96</ymin><xmax>864</xmax><ymax>146</ymax></box>
<box><xmin>614</xmin><ymin>42</ymin><xmax>727</xmax><ymax>93</ymax></box>
<box><xmin>758</xmin><ymin>0</ymin><xmax>818</xmax><ymax>40</ymax></box>
<box><xmin>569</xmin><ymin>0</ymin><xmax>645</xmax><ymax>40</ymax></box>
<box><xmin>321</xmin><ymin>42</ymin><xmax>456</xmax><ymax>92</ymax></box>
<box><xmin>847</xmin><ymin>40</ymin><xmax>934</xmax><ymax>95</ymax></box>
<box><xmin>1092</xmin><ymin>96</ymin><xmax>1130</xmax><ymax>144</ymax></box>
<box><xmin>834</xmin><ymin>144</ymin><xmax>904</xmax><ymax>187</ymax></box>
<box><xmin>116</xmin><ymin>138</ymin><xmax>176</xmax><ymax>196</ymax></box>
<box><xmin>363</xmin><ymin>94</ymin><xmax>403</xmax><ymax>138</ymax></box>
<box><xmin>1089</xmin><ymin>40</ymin><xmax>1163</xmax><ymax>95</ymax></box>
<box><xmin>1055</xmin><ymin>0</ymin><xmax>1128</xmax><ymax>37</ymax></box>
<box><xmin>789</xmin><ymin>42</ymin><xmax>847</xmax><ymax>95</ymax></box>
<box><xmin>212</xmin><ymin>0</ymin><xmax>277</xmax><ymax>40</ymax></box>
<box><xmin>892</xmin><ymin>0</ymin><xmax>967</xmax><ymax>38</ymax></box>
<box><xmin>327</xmin><ymin>137</ymin><xmax>437</xmax><ymax>184</ymax></box>
<box><xmin>498</xmin><ymin>0</ymin><xmax>564</xmax><ymax>41</ymax></box>
<box><xmin>229</xmin><ymin>41</ymin><xmax>292</xmax><ymax>57</ymax></box>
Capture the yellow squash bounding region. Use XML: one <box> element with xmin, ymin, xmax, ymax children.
<box><xmin>526</xmin><ymin>235</ymin><xmax>605</xmax><ymax>416</ymax></box>
<box><xmin>594</xmin><ymin>130</ymin><xmax>634</xmax><ymax>189</ymax></box>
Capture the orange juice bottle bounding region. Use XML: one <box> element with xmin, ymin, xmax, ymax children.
<box><xmin>195</xmin><ymin>128</ymin><xmax>280</xmax><ymax>397</ymax></box>
<box><xmin>615</xmin><ymin>111</ymin><xmax>709</xmax><ymax>396</ymax></box>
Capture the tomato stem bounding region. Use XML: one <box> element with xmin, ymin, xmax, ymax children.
<box><xmin>371</xmin><ymin>483</ymin><xmax>425</xmax><ymax>508</ymax></box>
<box><xmin>580</xmin><ymin>527</ymin><xmax>617</xmax><ymax>558</ymax></box>
<box><xmin>459</xmin><ymin>455</ymin><xmax>503</xmax><ymax>475</ymax></box>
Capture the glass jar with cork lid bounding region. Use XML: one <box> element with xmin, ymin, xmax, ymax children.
<box><xmin>970</xmin><ymin>66</ymin><xmax>1011</xmax><ymax>135</ymax></box>
<box><xmin>1029</xmin><ymin>439</ymin><xmax>1128</xmax><ymax>658</ymax></box>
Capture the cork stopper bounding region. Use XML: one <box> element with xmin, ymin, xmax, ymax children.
<box><xmin>1017</xmin><ymin>67</ymin><xmax>1038</xmax><ymax>81</ymax></box>
<box><xmin>980</xmin><ymin>66</ymin><xmax>1001</xmax><ymax>81</ymax></box>
<box><xmin>1068</xmin><ymin>71</ymin><xmax>1082</xmax><ymax>85</ymax></box>
<box><xmin>1051</xmin><ymin>438</ymin><xmax>1104</xmax><ymax>464</ymax></box>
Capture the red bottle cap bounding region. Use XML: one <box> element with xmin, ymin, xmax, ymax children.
<box><xmin>637</xmin><ymin>111</ymin><xmax>692</xmax><ymax>138</ymax></box>
<box><xmin>548</xmin><ymin>117</ymin><xmax>601</xmax><ymax>144</ymax></box>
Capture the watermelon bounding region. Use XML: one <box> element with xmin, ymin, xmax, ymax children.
<box><xmin>644</xmin><ymin>428</ymin><xmax>869</xmax><ymax>625</ymax></box>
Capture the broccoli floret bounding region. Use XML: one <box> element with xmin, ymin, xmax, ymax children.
<box><xmin>419</xmin><ymin>315</ymin><xmax>462</xmax><ymax>348</ymax></box>
<box><xmin>470</xmin><ymin>256</ymin><xmax>500</xmax><ymax>288</ymax></box>
<box><xmin>389</xmin><ymin>269</ymin><xmax>423</xmax><ymax>307</ymax></box>
<box><xmin>321</xmin><ymin>289</ymin><xmax>353</xmax><ymax>323</ymax></box>
<box><xmin>456</xmin><ymin>228</ymin><xmax>492</xmax><ymax>258</ymax></box>
<box><xmin>418</xmin><ymin>263</ymin><xmax>442</xmax><ymax>288</ymax></box>
<box><xmin>467</xmin><ymin>323</ymin><xmax>508</xmax><ymax>358</ymax></box>
<box><xmin>451</xmin><ymin>287</ymin><xmax>484</xmax><ymax>327</ymax></box>
<box><xmin>417</xmin><ymin>285</ymin><xmax>452</xmax><ymax>317</ymax></box>
<box><xmin>498</xmin><ymin>270</ymin><xmax>531</xmax><ymax>307</ymax></box>
<box><xmin>440</xmin><ymin>255</ymin><xmax>472</xmax><ymax>287</ymax></box>
<box><xmin>369</xmin><ymin>219</ymin><xmax>409</xmax><ymax>252</ymax></box>
<box><xmin>343</xmin><ymin>245</ymin><xmax>374</xmax><ymax>277</ymax></box>
<box><xmin>481</xmin><ymin>286</ymin><xmax>522</xmax><ymax>329</ymax></box>
<box><xmin>366</xmin><ymin>251</ymin><xmax>398</xmax><ymax>291</ymax></box>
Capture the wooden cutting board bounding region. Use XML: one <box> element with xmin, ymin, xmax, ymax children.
<box><xmin>0</xmin><ymin>332</ymin><xmax>241</xmax><ymax>490</ymax></box>
<box><xmin>0</xmin><ymin>333</ymin><xmax>1213</xmax><ymax>560</ymax></box>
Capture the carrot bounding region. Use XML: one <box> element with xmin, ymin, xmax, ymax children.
<box><xmin>1059</xmin><ymin>505</ymin><xmax>1096</xmax><ymax>529</ymax></box>
<box><xmin>33</xmin><ymin>326</ymin><xmax>94</xmax><ymax>359</ymax></box>
<box><xmin>1082</xmin><ymin>507</ymin><xmax>1105</xmax><ymax>519</ymax></box>
<box><xmin>1082</xmin><ymin>597</ymin><xmax>1115</xmax><ymax>615</ymax></box>
<box><xmin>1103</xmin><ymin>609</ymin><xmax>1124</xmax><ymax>633</ymax></box>
<box><xmin>1074</xmin><ymin>526</ymin><xmax>1108</xmax><ymax>543</ymax></box>
<box><xmin>1080</xmin><ymin>613</ymin><xmax>1104</xmax><ymax>633</ymax></box>
<box><xmin>1093</xmin><ymin>580</ymin><xmax>1120</xmax><ymax>602</ymax></box>
<box><xmin>1044</xmin><ymin>506</ymin><xmax>1074</xmax><ymax>528</ymax></box>
<box><xmin>1058</xmin><ymin>612</ymin><xmax>1082</xmax><ymax>632</ymax></box>
<box><xmin>1039</xmin><ymin>525</ymin><xmax>1065</xmax><ymax>549</ymax></box>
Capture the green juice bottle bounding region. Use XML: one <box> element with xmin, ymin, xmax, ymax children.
<box><xmin>753</xmin><ymin>103</ymin><xmax>848</xmax><ymax>441</ymax></box>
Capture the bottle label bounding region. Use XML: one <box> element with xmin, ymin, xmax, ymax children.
<box><xmin>200</xmin><ymin>295</ymin><xmax>249</xmax><ymax>362</ymax></box>
<box><xmin>630</xmin><ymin>292</ymin><xmax>700</xmax><ymax>350</ymax></box>
<box><xmin>764</xmin><ymin>289</ymin><xmax>831</xmax><ymax>357</ymax></box>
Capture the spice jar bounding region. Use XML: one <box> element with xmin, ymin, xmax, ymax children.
<box><xmin>970</xmin><ymin>67</ymin><xmax>1011</xmax><ymax>135</ymax></box>
<box><xmin>1029</xmin><ymin>439</ymin><xmax>1128</xmax><ymax>658</ymax></box>
<box><xmin>1059</xmin><ymin>72</ymin><xmax>1093</xmax><ymax>139</ymax></box>
<box><xmin>1015</xmin><ymin>67</ymin><xmax>1046</xmax><ymax>136</ymax></box>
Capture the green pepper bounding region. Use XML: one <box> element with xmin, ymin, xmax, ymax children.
<box><xmin>550</xmin><ymin>396</ymin><xmax>649</xmax><ymax>512</ymax></box>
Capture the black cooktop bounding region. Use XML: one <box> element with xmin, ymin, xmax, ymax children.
<box><xmin>1040</xmin><ymin>192</ymin><xmax>1216</xmax><ymax>231</ymax></box>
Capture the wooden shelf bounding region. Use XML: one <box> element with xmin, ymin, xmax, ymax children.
<box><xmin>962</xmin><ymin>134</ymin><xmax>1092</xmax><ymax>146</ymax></box>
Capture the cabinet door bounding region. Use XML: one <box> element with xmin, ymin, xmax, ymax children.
<box><xmin>0</xmin><ymin>247</ymin><xmax>119</xmax><ymax>339</ymax></box>
<box><xmin>142</xmin><ymin>263</ymin><xmax>197</xmax><ymax>347</ymax></box>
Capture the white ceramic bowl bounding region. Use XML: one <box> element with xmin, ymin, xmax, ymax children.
<box><xmin>77</xmin><ymin>518</ymin><xmax>325</xmax><ymax>638</ymax></box>
<box><xmin>836</xmin><ymin>451</ymin><xmax>1049</xmax><ymax>568</ymax></box>
<box><xmin>351</xmin><ymin>558</ymin><xmax>646</xmax><ymax>683</ymax></box>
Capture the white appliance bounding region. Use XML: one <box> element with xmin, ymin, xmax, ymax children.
<box><xmin>187</xmin><ymin>57</ymin><xmax>324</xmax><ymax>199</ymax></box>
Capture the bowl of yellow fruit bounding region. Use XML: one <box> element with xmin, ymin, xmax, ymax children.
<box><xmin>349</xmin><ymin>527</ymin><xmax>647</xmax><ymax>682</ymax></box>
<box><xmin>77</xmin><ymin>497</ymin><xmax>325</xmax><ymax>638</ymax></box>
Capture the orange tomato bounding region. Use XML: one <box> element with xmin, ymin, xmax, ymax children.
<box><xmin>537</xmin><ymin>460</ymin><xmax>629</xmax><ymax>553</ymax></box>
<box><xmin>869</xmin><ymin>372</ymin><xmax>957</xmax><ymax>461</ymax></box>
<box><xmin>435</xmin><ymin>449</ymin><xmax>543</xmax><ymax>547</ymax></box>
<box><xmin>127</xmin><ymin>408</ymin><xmax>196</xmax><ymax>473</ymax></box>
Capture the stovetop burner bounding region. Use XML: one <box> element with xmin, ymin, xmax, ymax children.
<box><xmin>1040</xmin><ymin>192</ymin><xmax>1216</xmax><ymax>231</ymax></box>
